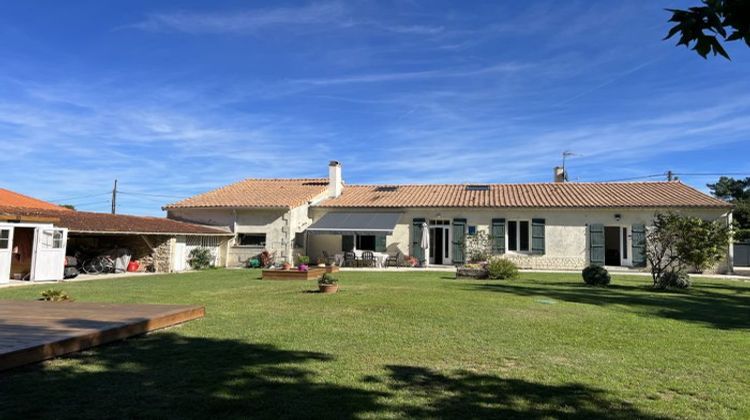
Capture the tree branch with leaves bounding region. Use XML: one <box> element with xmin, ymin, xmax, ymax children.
<box><xmin>665</xmin><ymin>0</ymin><xmax>750</xmax><ymax>60</ymax></box>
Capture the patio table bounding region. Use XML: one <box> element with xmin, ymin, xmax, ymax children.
<box><xmin>334</xmin><ymin>251</ymin><xmax>389</xmax><ymax>268</ymax></box>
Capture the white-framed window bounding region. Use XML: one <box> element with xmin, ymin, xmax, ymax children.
<box><xmin>0</xmin><ymin>229</ymin><xmax>9</xmax><ymax>249</ymax></box>
<box><xmin>236</xmin><ymin>233</ymin><xmax>266</xmax><ymax>247</ymax></box>
<box><xmin>507</xmin><ymin>220</ymin><xmax>530</xmax><ymax>252</ymax></box>
<box><xmin>52</xmin><ymin>231</ymin><xmax>64</xmax><ymax>249</ymax></box>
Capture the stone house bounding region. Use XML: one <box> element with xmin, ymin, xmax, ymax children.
<box><xmin>166</xmin><ymin>162</ymin><xmax>734</xmax><ymax>272</ymax></box>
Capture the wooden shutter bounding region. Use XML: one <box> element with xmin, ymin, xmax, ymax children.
<box><xmin>589</xmin><ymin>224</ymin><xmax>605</xmax><ymax>266</ymax></box>
<box><xmin>375</xmin><ymin>235</ymin><xmax>387</xmax><ymax>252</ymax></box>
<box><xmin>531</xmin><ymin>218</ymin><xmax>546</xmax><ymax>255</ymax></box>
<box><xmin>411</xmin><ymin>218</ymin><xmax>425</xmax><ymax>262</ymax></box>
<box><xmin>342</xmin><ymin>235</ymin><xmax>354</xmax><ymax>252</ymax></box>
<box><xmin>452</xmin><ymin>218</ymin><xmax>466</xmax><ymax>264</ymax></box>
<box><xmin>491</xmin><ymin>218</ymin><xmax>505</xmax><ymax>254</ymax></box>
<box><xmin>631</xmin><ymin>224</ymin><xmax>646</xmax><ymax>267</ymax></box>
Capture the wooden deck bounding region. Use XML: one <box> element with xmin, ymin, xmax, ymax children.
<box><xmin>0</xmin><ymin>300</ymin><xmax>204</xmax><ymax>371</ymax></box>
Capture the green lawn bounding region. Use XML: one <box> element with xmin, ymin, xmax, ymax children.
<box><xmin>1</xmin><ymin>270</ymin><xmax>749</xmax><ymax>419</ymax></box>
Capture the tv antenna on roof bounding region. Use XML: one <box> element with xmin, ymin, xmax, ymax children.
<box><xmin>561</xmin><ymin>151</ymin><xmax>577</xmax><ymax>181</ymax></box>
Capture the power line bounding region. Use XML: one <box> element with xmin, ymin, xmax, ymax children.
<box><xmin>597</xmin><ymin>173</ymin><xmax>665</xmax><ymax>182</ymax></box>
<box><xmin>117</xmin><ymin>190</ymin><xmax>187</xmax><ymax>199</ymax></box>
<box><xmin>595</xmin><ymin>171</ymin><xmax>748</xmax><ymax>183</ymax></box>
<box><xmin>47</xmin><ymin>192</ymin><xmax>110</xmax><ymax>202</ymax></box>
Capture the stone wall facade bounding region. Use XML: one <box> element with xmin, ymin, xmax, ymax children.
<box><xmin>308</xmin><ymin>207</ymin><xmax>732</xmax><ymax>271</ymax></box>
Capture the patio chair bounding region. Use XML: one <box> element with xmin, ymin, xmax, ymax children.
<box><xmin>343</xmin><ymin>251</ymin><xmax>357</xmax><ymax>267</ymax></box>
<box><xmin>361</xmin><ymin>251</ymin><xmax>375</xmax><ymax>268</ymax></box>
<box><xmin>385</xmin><ymin>252</ymin><xmax>401</xmax><ymax>268</ymax></box>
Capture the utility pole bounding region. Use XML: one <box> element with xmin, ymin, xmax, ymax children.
<box><xmin>111</xmin><ymin>179</ymin><xmax>118</xmax><ymax>214</ymax></box>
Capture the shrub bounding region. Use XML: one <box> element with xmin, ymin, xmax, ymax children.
<box><xmin>40</xmin><ymin>289</ymin><xmax>71</xmax><ymax>301</ymax></box>
<box><xmin>188</xmin><ymin>247</ymin><xmax>214</xmax><ymax>270</ymax></box>
<box><xmin>319</xmin><ymin>273</ymin><xmax>338</xmax><ymax>285</ymax></box>
<box><xmin>656</xmin><ymin>270</ymin><xmax>691</xmax><ymax>290</ymax></box>
<box><xmin>486</xmin><ymin>257</ymin><xmax>519</xmax><ymax>280</ymax></box>
<box><xmin>582</xmin><ymin>265</ymin><xmax>611</xmax><ymax>286</ymax></box>
<box><xmin>296</xmin><ymin>255</ymin><xmax>311</xmax><ymax>265</ymax></box>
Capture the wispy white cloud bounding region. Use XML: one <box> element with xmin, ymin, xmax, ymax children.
<box><xmin>290</xmin><ymin>62</ymin><xmax>528</xmax><ymax>86</ymax></box>
<box><xmin>125</xmin><ymin>1</ymin><xmax>445</xmax><ymax>37</ymax></box>
<box><xmin>127</xmin><ymin>2</ymin><xmax>347</xmax><ymax>34</ymax></box>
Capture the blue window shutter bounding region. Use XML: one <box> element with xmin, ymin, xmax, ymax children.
<box><xmin>531</xmin><ymin>218</ymin><xmax>545</xmax><ymax>255</ymax></box>
<box><xmin>411</xmin><ymin>218</ymin><xmax>425</xmax><ymax>262</ymax></box>
<box><xmin>491</xmin><ymin>218</ymin><xmax>505</xmax><ymax>254</ymax></box>
<box><xmin>589</xmin><ymin>224</ymin><xmax>605</xmax><ymax>266</ymax></box>
<box><xmin>631</xmin><ymin>224</ymin><xmax>646</xmax><ymax>267</ymax></box>
<box><xmin>375</xmin><ymin>235</ymin><xmax>387</xmax><ymax>252</ymax></box>
<box><xmin>452</xmin><ymin>218</ymin><xmax>466</xmax><ymax>264</ymax></box>
<box><xmin>342</xmin><ymin>235</ymin><xmax>354</xmax><ymax>252</ymax></box>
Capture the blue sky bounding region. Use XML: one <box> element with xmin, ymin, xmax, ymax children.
<box><xmin>1</xmin><ymin>1</ymin><xmax>749</xmax><ymax>216</ymax></box>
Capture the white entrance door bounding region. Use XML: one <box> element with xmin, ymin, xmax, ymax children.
<box><xmin>173</xmin><ymin>236</ymin><xmax>187</xmax><ymax>272</ymax></box>
<box><xmin>0</xmin><ymin>225</ymin><xmax>14</xmax><ymax>284</ymax></box>
<box><xmin>31</xmin><ymin>227</ymin><xmax>68</xmax><ymax>281</ymax></box>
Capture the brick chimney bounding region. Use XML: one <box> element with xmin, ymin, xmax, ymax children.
<box><xmin>328</xmin><ymin>161</ymin><xmax>343</xmax><ymax>197</ymax></box>
<box><xmin>553</xmin><ymin>166</ymin><xmax>566</xmax><ymax>183</ymax></box>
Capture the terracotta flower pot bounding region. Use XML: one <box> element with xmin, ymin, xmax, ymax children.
<box><xmin>318</xmin><ymin>284</ymin><xmax>338</xmax><ymax>294</ymax></box>
<box><xmin>282</xmin><ymin>262</ymin><xmax>292</xmax><ymax>270</ymax></box>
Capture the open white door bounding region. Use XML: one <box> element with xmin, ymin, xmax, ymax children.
<box><xmin>0</xmin><ymin>224</ymin><xmax>14</xmax><ymax>284</ymax></box>
<box><xmin>31</xmin><ymin>227</ymin><xmax>68</xmax><ymax>281</ymax></box>
<box><xmin>172</xmin><ymin>236</ymin><xmax>187</xmax><ymax>272</ymax></box>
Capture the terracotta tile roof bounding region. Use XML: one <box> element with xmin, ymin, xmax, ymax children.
<box><xmin>316</xmin><ymin>182</ymin><xmax>731</xmax><ymax>209</ymax></box>
<box><xmin>164</xmin><ymin>178</ymin><xmax>329</xmax><ymax>210</ymax></box>
<box><xmin>0</xmin><ymin>206</ymin><xmax>231</xmax><ymax>235</ymax></box>
<box><xmin>0</xmin><ymin>188</ymin><xmax>71</xmax><ymax>211</ymax></box>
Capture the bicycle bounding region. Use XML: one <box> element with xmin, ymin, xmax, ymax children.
<box><xmin>81</xmin><ymin>255</ymin><xmax>116</xmax><ymax>274</ymax></box>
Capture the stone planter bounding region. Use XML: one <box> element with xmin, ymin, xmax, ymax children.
<box><xmin>318</xmin><ymin>283</ymin><xmax>338</xmax><ymax>294</ymax></box>
<box><xmin>456</xmin><ymin>267</ymin><xmax>488</xmax><ymax>279</ymax></box>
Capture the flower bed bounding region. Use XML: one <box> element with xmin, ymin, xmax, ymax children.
<box><xmin>262</xmin><ymin>267</ymin><xmax>327</xmax><ymax>280</ymax></box>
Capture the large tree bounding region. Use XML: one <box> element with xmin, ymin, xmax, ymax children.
<box><xmin>665</xmin><ymin>0</ymin><xmax>750</xmax><ymax>59</ymax></box>
<box><xmin>708</xmin><ymin>176</ymin><xmax>750</xmax><ymax>242</ymax></box>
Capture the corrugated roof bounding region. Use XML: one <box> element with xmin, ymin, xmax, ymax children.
<box><xmin>0</xmin><ymin>188</ymin><xmax>71</xmax><ymax>211</ymax></box>
<box><xmin>0</xmin><ymin>206</ymin><xmax>231</xmax><ymax>235</ymax></box>
<box><xmin>315</xmin><ymin>182</ymin><xmax>731</xmax><ymax>209</ymax></box>
<box><xmin>164</xmin><ymin>178</ymin><xmax>329</xmax><ymax>209</ymax></box>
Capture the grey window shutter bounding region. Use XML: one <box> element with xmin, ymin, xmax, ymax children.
<box><xmin>411</xmin><ymin>218</ymin><xmax>425</xmax><ymax>262</ymax></box>
<box><xmin>631</xmin><ymin>224</ymin><xmax>646</xmax><ymax>267</ymax></box>
<box><xmin>375</xmin><ymin>235</ymin><xmax>387</xmax><ymax>252</ymax></box>
<box><xmin>532</xmin><ymin>218</ymin><xmax>545</xmax><ymax>255</ymax></box>
<box><xmin>491</xmin><ymin>218</ymin><xmax>505</xmax><ymax>254</ymax></box>
<box><xmin>342</xmin><ymin>235</ymin><xmax>354</xmax><ymax>252</ymax></box>
<box><xmin>452</xmin><ymin>218</ymin><xmax>466</xmax><ymax>264</ymax></box>
<box><xmin>589</xmin><ymin>224</ymin><xmax>605</xmax><ymax>266</ymax></box>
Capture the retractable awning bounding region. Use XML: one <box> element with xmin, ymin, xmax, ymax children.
<box><xmin>306</xmin><ymin>212</ymin><xmax>402</xmax><ymax>236</ymax></box>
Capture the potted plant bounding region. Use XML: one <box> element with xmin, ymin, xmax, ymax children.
<box><xmin>318</xmin><ymin>273</ymin><xmax>339</xmax><ymax>294</ymax></box>
<box><xmin>316</xmin><ymin>256</ymin><xmax>326</xmax><ymax>267</ymax></box>
<box><xmin>281</xmin><ymin>261</ymin><xmax>292</xmax><ymax>270</ymax></box>
<box><xmin>294</xmin><ymin>255</ymin><xmax>309</xmax><ymax>271</ymax></box>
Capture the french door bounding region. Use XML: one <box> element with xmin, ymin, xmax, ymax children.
<box><xmin>429</xmin><ymin>221</ymin><xmax>451</xmax><ymax>265</ymax></box>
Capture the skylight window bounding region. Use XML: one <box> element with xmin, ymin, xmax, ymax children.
<box><xmin>465</xmin><ymin>185</ymin><xmax>490</xmax><ymax>191</ymax></box>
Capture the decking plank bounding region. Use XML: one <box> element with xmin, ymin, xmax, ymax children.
<box><xmin>0</xmin><ymin>300</ymin><xmax>204</xmax><ymax>371</ymax></box>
